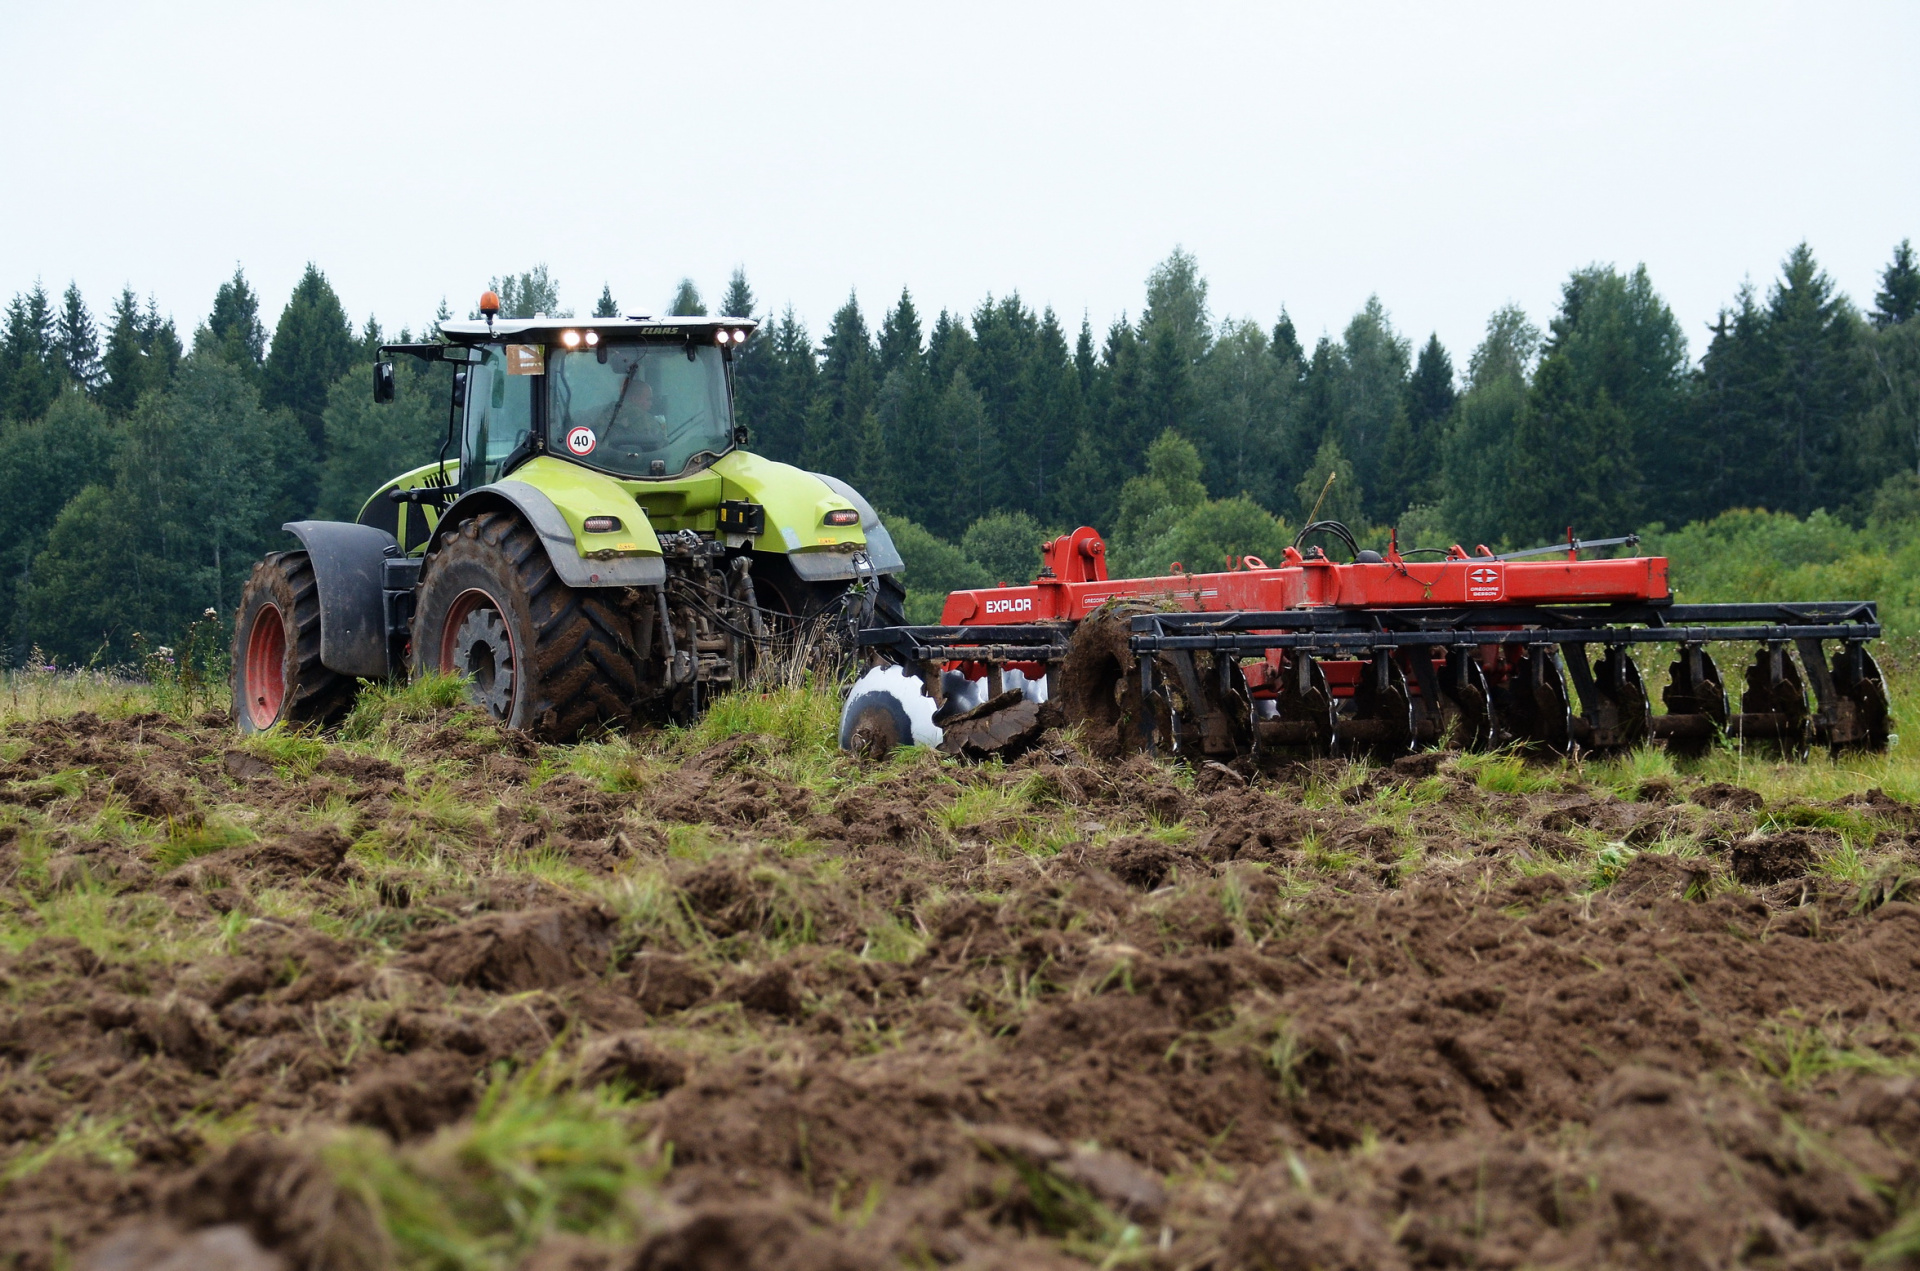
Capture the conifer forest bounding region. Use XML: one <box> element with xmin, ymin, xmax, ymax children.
<box><xmin>2</xmin><ymin>241</ymin><xmax>1919</xmax><ymax>655</ymax></box>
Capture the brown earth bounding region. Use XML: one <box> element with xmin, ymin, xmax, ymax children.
<box><xmin>2</xmin><ymin>704</ymin><xmax>1920</xmax><ymax>1268</ymax></box>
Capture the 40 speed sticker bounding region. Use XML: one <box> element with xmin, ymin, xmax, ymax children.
<box><xmin>566</xmin><ymin>426</ymin><xmax>597</xmax><ymax>456</ymax></box>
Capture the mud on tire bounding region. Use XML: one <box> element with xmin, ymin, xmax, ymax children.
<box><xmin>231</xmin><ymin>552</ymin><xmax>358</xmax><ymax>734</ymax></box>
<box><xmin>412</xmin><ymin>510</ymin><xmax>638</xmax><ymax>741</ymax></box>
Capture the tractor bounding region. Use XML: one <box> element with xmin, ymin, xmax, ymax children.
<box><xmin>232</xmin><ymin>292</ymin><xmax>905</xmax><ymax>737</ymax></box>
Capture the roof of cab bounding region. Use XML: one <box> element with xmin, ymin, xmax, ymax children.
<box><xmin>438</xmin><ymin>314</ymin><xmax>759</xmax><ymax>342</ymax></box>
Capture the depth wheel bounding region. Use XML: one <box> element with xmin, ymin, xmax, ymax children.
<box><xmin>412</xmin><ymin>511</ymin><xmax>638</xmax><ymax>740</ymax></box>
<box><xmin>231</xmin><ymin>552</ymin><xmax>358</xmax><ymax>734</ymax></box>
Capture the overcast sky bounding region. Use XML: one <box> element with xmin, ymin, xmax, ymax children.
<box><xmin>4</xmin><ymin>2</ymin><xmax>1915</xmax><ymax>368</ymax></box>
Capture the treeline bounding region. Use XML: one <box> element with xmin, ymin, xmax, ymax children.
<box><xmin>0</xmin><ymin>241</ymin><xmax>1916</xmax><ymax>660</ymax></box>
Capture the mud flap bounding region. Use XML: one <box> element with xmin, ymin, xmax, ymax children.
<box><xmin>282</xmin><ymin>520</ymin><xmax>400</xmax><ymax>680</ymax></box>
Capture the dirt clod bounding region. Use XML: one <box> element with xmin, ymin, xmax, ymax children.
<box><xmin>402</xmin><ymin>903</ymin><xmax>616</xmax><ymax>991</ymax></box>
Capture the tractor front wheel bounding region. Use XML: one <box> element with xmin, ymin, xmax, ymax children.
<box><xmin>412</xmin><ymin>511</ymin><xmax>637</xmax><ymax>740</ymax></box>
<box><xmin>231</xmin><ymin>552</ymin><xmax>358</xmax><ymax>733</ymax></box>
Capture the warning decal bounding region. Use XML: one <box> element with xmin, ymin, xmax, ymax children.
<box><xmin>1465</xmin><ymin>563</ymin><xmax>1505</xmax><ymax>601</ymax></box>
<box><xmin>566</xmin><ymin>426</ymin><xmax>597</xmax><ymax>456</ymax></box>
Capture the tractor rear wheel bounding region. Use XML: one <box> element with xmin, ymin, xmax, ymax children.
<box><xmin>412</xmin><ymin>510</ymin><xmax>638</xmax><ymax>740</ymax></box>
<box><xmin>231</xmin><ymin>552</ymin><xmax>358</xmax><ymax>734</ymax></box>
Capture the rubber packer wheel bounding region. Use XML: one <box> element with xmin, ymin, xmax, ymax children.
<box><xmin>412</xmin><ymin>510</ymin><xmax>638</xmax><ymax>740</ymax></box>
<box><xmin>231</xmin><ymin>551</ymin><xmax>358</xmax><ymax>734</ymax></box>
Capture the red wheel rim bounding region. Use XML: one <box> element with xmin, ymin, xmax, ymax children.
<box><xmin>245</xmin><ymin>602</ymin><xmax>287</xmax><ymax>729</ymax></box>
<box><xmin>438</xmin><ymin>588</ymin><xmax>517</xmax><ymax>720</ymax></box>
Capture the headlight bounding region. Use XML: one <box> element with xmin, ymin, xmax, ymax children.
<box><xmin>561</xmin><ymin>330</ymin><xmax>581</xmax><ymax>349</ymax></box>
<box><xmin>583</xmin><ymin>516</ymin><xmax>622</xmax><ymax>533</ymax></box>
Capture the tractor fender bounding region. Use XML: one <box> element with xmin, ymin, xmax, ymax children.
<box><xmin>434</xmin><ymin>482</ymin><xmax>668</xmax><ymax>589</ymax></box>
<box><xmin>808</xmin><ymin>472</ymin><xmax>906</xmax><ymax>575</ymax></box>
<box><xmin>282</xmin><ymin>520</ymin><xmax>400</xmax><ymax>679</ymax></box>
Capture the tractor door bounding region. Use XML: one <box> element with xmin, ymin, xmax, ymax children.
<box><xmin>461</xmin><ymin>343</ymin><xmax>538</xmax><ymax>490</ymax></box>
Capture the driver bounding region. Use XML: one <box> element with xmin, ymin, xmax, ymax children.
<box><xmin>614</xmin><ymin>378</ymin><xmax>668</xmax><ymax>449</ymax></box>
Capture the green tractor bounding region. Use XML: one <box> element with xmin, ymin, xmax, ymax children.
<box><xmin>231</xmin><ymin>293</ymin><xmax>906</xmax><ymax>738</ymax></box>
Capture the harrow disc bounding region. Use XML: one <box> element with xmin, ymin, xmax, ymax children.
<box><xmin>1254</xmin><ymin>652</ymin><xmax>1336</xmax><ymax>756</ymax></box>
<box><xmin>1490</xmin><ymin>647</ymin><xmax>1573</xmax><ymax>754</ymax></box>
<box><xmin>1657</xmin><ymin>643</ymin><xmax>1728</xmax><ymax>757</ymax></box>
<box><xmin>1827</xmin><ymin>644</ymin><xmax>1891</xmax><ymax>753</ymax></box>
<box><xmin>1336</xmin><ymin>652</ymin><xmax>1414</xmax><ymax>758</ymax></box>
<box><xmin>1736</xmin><ymin>643</ymin><xmax>1811</xmax><ymax>755</ymax></box>
<box><xmin>1570</xmin><ymin>645</ymin><xmax>1651</xmax><ymax>754</ymax></box>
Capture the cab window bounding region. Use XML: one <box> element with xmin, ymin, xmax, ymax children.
<box><xmin>463</xmin><ymin>346</ymin><xmax>535</xmax><ymax>487</ymax></box>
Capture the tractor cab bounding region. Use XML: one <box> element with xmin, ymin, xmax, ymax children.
<box><xmin>379</xmin><ymin>309</ymin><xmax>757</xmax><ymax>494</ymax></box>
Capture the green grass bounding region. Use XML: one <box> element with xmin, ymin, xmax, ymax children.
<box><xmin>152</xmin><ymin>817</ymin><xmax>256</xmax><ymax>870</ymax></box>
<box><xmin>324</xmin><ymin>1056</ymin><xmax>668</xmax><ymax>1270</ymax></box>
<box><xmin>1</xmin><ymin>1112</ymin><xmax>135</xmax><ymax>1183</ymax></box>
<box><xmin>340</xmin><ymin>673</ymin><xmax>475</xmax><ymax>741</ymax></box>
<box><xmin>1456</xmin><ymin>751</ymin><xmax>1566</xmax><ymax>794</ymax></box>
<box><xmin>235</xmin><ymin>729</ymin><xmax>331</xmax><ymax>777</ymax></box>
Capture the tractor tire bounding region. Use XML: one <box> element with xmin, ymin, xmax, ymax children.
<box><xmin>749</xmin><ymin>554</ymin><xmax>905</xmax><ymax>628</ymax></box>
<box><xmin>412</xmin><ymin>510</ymin><xmax>638</xmax><ymax>740</ymax></box>
<box><xmin>231</xmin><ymin>551</ymin><xmax>359</xmax><ymax>734</ymax></box>
<box><xmin>1057</xmin><ymin>604</ymin><xmax>1160</xmax><ymax>759</ymax></box>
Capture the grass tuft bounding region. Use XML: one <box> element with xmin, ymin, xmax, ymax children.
<box><xmin>324</xmin><ymin>1055</ymin><xmax>667</xmax><ymax>1269</ymax></box>
<box><xmin>340</xmin><ymin>673</ymin><xmax>475</xmax><ymax>741</ymax></box>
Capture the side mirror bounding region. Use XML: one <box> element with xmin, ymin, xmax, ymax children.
<box><xmin>732</xmin><ymin>425</ymin><xmax>749</xmax><ymax>446</ymax></box>
<box><xmin>373</xmin><ymin>360</ymin><xmax>396</xmax><ymax>403</ymax></box>
<box><xmin>450</xmin><ymin>369</ymin><xmax>468</xmax><ymax>410</ymax></box>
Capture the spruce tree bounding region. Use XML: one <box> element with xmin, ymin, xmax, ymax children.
<box><xmin>141</xmin><ymin>299</ymin><xmax>182</xmax><ymax>390</ymax></box>
<box><xmin>263</xmin><ymin>263</ymin><xmax>357</xmax><ymax>454</ymax></box>
<box><xmin>1330</xmin><ymin>297</ymin><xmax>1411</xmax><ymax>523</ymax></box>
<box><xmin>969</xmin><ymin>294</ymin><xmax>1039</xmax><ymax>510</ymax></box>
<box><xmin>754</xmin><ymin>308</ymin><xmax>816</xmax><ymax>466</ymax></box>
<box><xmin>1</xmin><ymin>284</ymin><xmax>60</xmax><ymax>422</ymax></box>
<box><xmin>877</xmin><ymin>288</ymin><xmax>923</xmax><ymax>378</ymax></box>
<box><xmin>1270</xmin><ymin>310</ymin><xmax>1305</xmax><ymax>372</ymax></box>
<box><xmin>1073</xmin><ymin>317</ymin><xmax>1096</xmax><ymax>394</ymax></box>
<box><xmin>669</xmin><ymin>279</ymin><xmax>707</xmax><ymax>317</ymax></box>
<box><xmin>1752</xmin><ymin>243</ymin><xmax>1862</xmax><ymax>516</ymax></box>
<box><xmin>1016</xmin><ymin>307</ymin><xmax>1084</xmax><ymax>520</ymax></box>
<box><xmin>1514</xmin><ymin>264</ymin><xmax>1686</xmax><ymax>534</ymax></box>
<box><xmin>717</xmin><ymin>269</ymin><xmax>755</xmax><ymax>321</ymax></box>
<box><xmin>1383</xmin><ymin>334</ymin><xmax>1455</xmax><ymax>509</ymax></box>
<box><xmin>803</xmin><ymin>293</ymin><xmax>874</xmax><ymax>478</ymax></box>
<box><xmin>55</xmin><ymin>283</ymin><xmax>102</xmax><ymax>394</ymax></box>
<box><xmin>716</xmin><ymin>271</ymin><xmax>765</xmax><ymax>439</ymax></box>
<box><xmin>1874</xmin><ymin>240</ymin><xmax>1920</xmax><ymax>329</ymax></box>
<box><xmin>100</xmin><ymin>288</ymin><xmax>147</xmax><ymax>417</ymax></box>
<box><xmin>196</xmin><ymin>267</ymin><xmax>267</xmax><ymax>378</ymax></box>
<box><xmin>593</xmin><ymin>284</ymin><xmax>620</xmax><ymax>318</ymax></box>
<box><xmin>926</xmin><ymin>309</ymin><xmax>976</xmax><ymax>393</ymax></box>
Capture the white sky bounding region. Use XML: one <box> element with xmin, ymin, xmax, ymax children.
<box><xmin>4</xmin><ymin>2</ymin><xmax>1915</xmax><ymax>370</ymax></box>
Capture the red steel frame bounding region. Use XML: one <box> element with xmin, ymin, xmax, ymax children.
<box><xmin>936</xmin><ymin>528</ymin><xmax>1670</xmax><ymax>697</ymax></box>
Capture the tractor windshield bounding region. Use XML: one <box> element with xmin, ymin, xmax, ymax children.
<box><xmin>547</xmin><ymin>344</ymin><xmax>733</xmax><ymax>479</ymax></box>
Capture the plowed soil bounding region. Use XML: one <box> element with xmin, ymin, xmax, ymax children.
<box><xmin>6</xmin><ymin>698</ymin><xmax>1920</xmax><ymax>1270</ymax></box>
